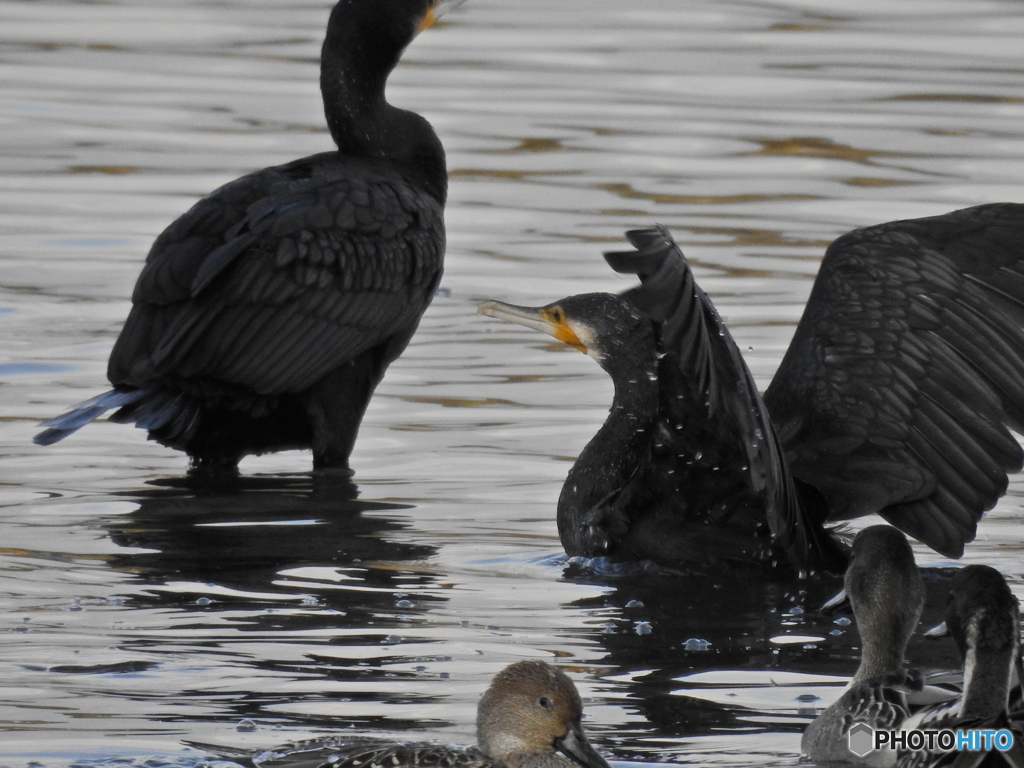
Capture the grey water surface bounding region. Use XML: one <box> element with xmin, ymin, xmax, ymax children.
<box><xmin>2</xmin><ymin>0</ymin><xmax>1024</xmax><ymax>766</ymax></box>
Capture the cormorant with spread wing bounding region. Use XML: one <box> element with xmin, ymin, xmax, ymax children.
<box><xmin>480</xmin><ymin>204</ymin><xmax>1024</xmax><ymax>574</ymax></box>
<box><xmin>35</xmin><ymin>0</ymin><xmax>462</xmax><ymax>475</ymax></box>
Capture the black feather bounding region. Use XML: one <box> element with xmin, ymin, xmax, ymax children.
<box><xmin>35</xmin><ymin>0</ymin><xmax>448</xmax><ymax>475</ymax></box>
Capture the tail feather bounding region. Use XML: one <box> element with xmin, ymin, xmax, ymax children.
<box><xmin>166</xmin><ymin>398</ymin><xmax>202</xmax><ymax>445</ymax></box>
<box><xmin>108</xmin><ymin>389</ymin><xmax>202</xmax><ymax>449</ymax></box>
<box><xmin>35</xmin><ymin>387</ymin><xmax>201</xmax><ymax>449</ymax></box>
<box><xmin>39</xmin><ymin>404</ymin><xmax>108</xmax><ymax>433</ymax></box>
<box><xmin>127</xmin><ymin>391</ymin><xmax>187</xmax><ymax>431</ymax></box>
<box><xmin>34</xmin><ymin>389</ymin><xmax>145</xmax><ymax>445</ymax></box>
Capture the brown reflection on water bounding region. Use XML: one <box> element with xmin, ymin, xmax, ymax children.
<box><xmin>887</xmin><ymin>93</ymin><xmax>1024</xmax><ymax>104</ymax></box>
<box><xmin>450</xmin><ymin>168</ymin><xmax>581</xmax><ymax>181</ymax></box>
<box><xmin>69</xmin><ymin>165</ymin><xmax>139</xmax><ymax>175</ymax></box>
<box><xmin>844</xmin><ymin>176</ymin><xmax>920</xmax><ymax>187</ymax></box>
<box><xmin>596</xmin><ymin>182</ymin><xmax>819</xmax><ymax>206</ymax></box>
<box><xmin>493</xmin><ymin>138</ymin><xmax>571</xmax><ymax>154</ymax></box>
<box><xmin>746</xmin><ymin>137</ymin><xmax>891</xmax><ymax>164</ymax></box>
<box><xmin>684</xmin><ymin>226</ymin><xmax>830</xmax><ymax>250</ymax></box>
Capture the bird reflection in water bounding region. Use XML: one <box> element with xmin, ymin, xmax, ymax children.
<box><xmin>560</xmin><ymin>559</ymin><xmax>963</xmax><ymax>759</ymax></box>
<box><xmin>105</xmin><ymin>477</ymin><xmax>440</xmax><ymax>615</ymax></box>
<box><xmin>95</xmin><ymin>475</ymin><xmax>450</xmax><ymax>733</ymax></box>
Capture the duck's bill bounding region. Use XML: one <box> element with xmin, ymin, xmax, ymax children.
<box><xmin>821</xmin><ymin>588</ymin><xmax>849</xmax><ymax>611</ymax></box>
<box><xmin>555</xmin><ymin>723</ymin><xmax>612</xmax><ymax>768</ymax></box>
<box><xmin>417</xmin><ymin>0</ymin><xmax>468</xmax><ymax>34</ymax></box>
<box><xmin>924</xmin><ymin>621</ymin><xmax>949</xmax><ymax>638</ymax></box>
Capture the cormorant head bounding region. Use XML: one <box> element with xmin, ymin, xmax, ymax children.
<box><xmin>416</xmin><ymin>0</ymin><xmax>467</xmax><ymax>34</ymax></box>
<box><xmin>319</xmin><ymin>0</ymin><xmax>463</xmax><ymax>196</ymax></box>
<box><xmin>326</xmin><ymin>0</ymin><xmax>465</xmax><ymax>60</ymax></box>
<box><xmin>479</xmin><ymin>293</ymin><xmax>657</xmax><ymax>379</ymax></box>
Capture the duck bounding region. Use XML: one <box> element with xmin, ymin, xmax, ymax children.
<box><xmin>34</xmin><ymin>0</ymin><xmax>462</xmax><ymax>476</ymax></box>
<box><xmin>895</xmin><ymin>564</ymin><xmax>1024</xmax><ymax>768</ymax></box>
<box><xmin>479</xmin><ymin>206</ymin><xmax>1024</xmax><ymax>574</ymax></box>
<box><xmin>186</xmin><ymin>660</ymin><xmax>612</xmax><ymax>768</ymax></box>
<box><xmin>801</xmin><ymin>526</ymin><xmax>925</xmax><ymax>767</ymax></box>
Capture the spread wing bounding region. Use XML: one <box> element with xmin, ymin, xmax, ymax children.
<box><xmin>605</xmin><ymin>226</ymin><xmax>845</xmax><ymax>573</ymax></box>
<box><xmin>764</xmin><ymin>203</ymin><xmax>1024</xmax><ymax>557</ymax></box>
<box><xmin>108</xmin><ymin>151</ymin><xmax>445</xmax><ymax>395</ymax></box>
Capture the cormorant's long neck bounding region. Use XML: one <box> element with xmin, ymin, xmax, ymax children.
<box><xmin>557</xmin><ymin>359</ymin><xmax>660</xmax><ymax>555</ymax></box>
<box><xmin>319</xmin><ymin>15</ymin><xmax>447</xmax><ymax>204</ymax></box>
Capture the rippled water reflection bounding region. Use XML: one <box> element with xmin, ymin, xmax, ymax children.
<box><xmin>2</xmin><ymin>0</ymin><xmax>1024</xmax><ymax>766</ymax></box>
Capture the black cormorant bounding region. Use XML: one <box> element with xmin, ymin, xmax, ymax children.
<box><xmin>480</xmin><ymin>204</ymin><xmax>1024</xmax><ymax>574</ymax></box>
<box><xmin>35</xmin><ymin>0</ymin><xmax>462</xmax><ymax>475</ymax></box>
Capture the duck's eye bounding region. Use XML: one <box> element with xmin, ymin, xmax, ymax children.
<box><xmin>539</xmin><ymin>696</ymin><xmax>553</xmax><ymax>709</ymax></box>
<box><xmin>549</xmin><ymin>307</ymin><xmax>563</xmax><ymax>324</ymax></box>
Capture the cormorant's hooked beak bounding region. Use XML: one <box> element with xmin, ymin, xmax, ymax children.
<box><xmin>479</xmin><ymin>300</ymin><xmax>589</xmax><ymax>354</ymax></box>
<box><xmin>417</xmin><ymin>0</ymin><xmax>467</xmax><ymax>34</ymax></box>
<box><xmin>554</xmin><ymin>721</ymin><xmax>612</xmax><ymax>768</ymax></box>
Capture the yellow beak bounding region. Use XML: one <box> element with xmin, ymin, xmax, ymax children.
<box><xmin>417</xmin><ymin>0</ymin><xmax>467</xmax><ymax>35</ymax></box>
<box><xmin>478</xmin><ymin>300</ymin><xmax>588</xmax><ymax>354</ymax></box>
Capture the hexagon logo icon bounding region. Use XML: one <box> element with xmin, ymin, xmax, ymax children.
<box><xmin>848</xmin><ymin>722</ymin><xmax>875</xmax><ymax>757</ymax></box>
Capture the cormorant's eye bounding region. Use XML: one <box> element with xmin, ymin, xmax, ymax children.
<box><xmin>550</xmin><ymin>307</ymin><xmax>564</xmax><ymax>324</ymax></box>
<box><xmin>539</xmin><ymin>696</ymin><xmax>553</xmax><ymax>709</ymax></box>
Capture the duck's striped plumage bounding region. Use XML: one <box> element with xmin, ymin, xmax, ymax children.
<box><xmin>187</xmin><ymin>661</ymin><xmax>610</xmax><ymax>768</ymax></box>
<box><xmin>802</xmin><ymin>526</ymin><xmax>925</xmax><ymax>766</ymax></box>
<box><xmin>896</xmin><ymin>566</ymin><xmax>1024</xmax><ymax>768</ymax></box>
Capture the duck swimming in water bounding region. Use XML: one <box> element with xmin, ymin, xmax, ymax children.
<box><xmin>34</xmin><ymin>0</ymin><xmax>461</xmax><ymax>476</ymax></box>
<box><xmin>896</xmin><ymin>565</ymin><xmax>1024</xmax><ymax>768</ymax></box>
<box><xmin>801</xmin><ymin>526</ymin><xmax>925</xmax><ymax>766</ymax></box>
<box><xmin>480</xmin><ymin>205</ymin><xmax>1024</xmax><ymax>574</ymax></box>
<box><xmin>187</xmin><ymin>660</ymin><xmax>612</xmax><ymax>768</ymax></box>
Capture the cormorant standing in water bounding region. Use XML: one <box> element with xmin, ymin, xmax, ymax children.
<box><xmin>35</xmin><ymin>0</ymin><xmax>461</xmax><ymax>475</ymax></box>
<box><xmin>480</xmin><ymin>204</ymin><xmax>1024</xmax><ymax>575</ymax></box>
